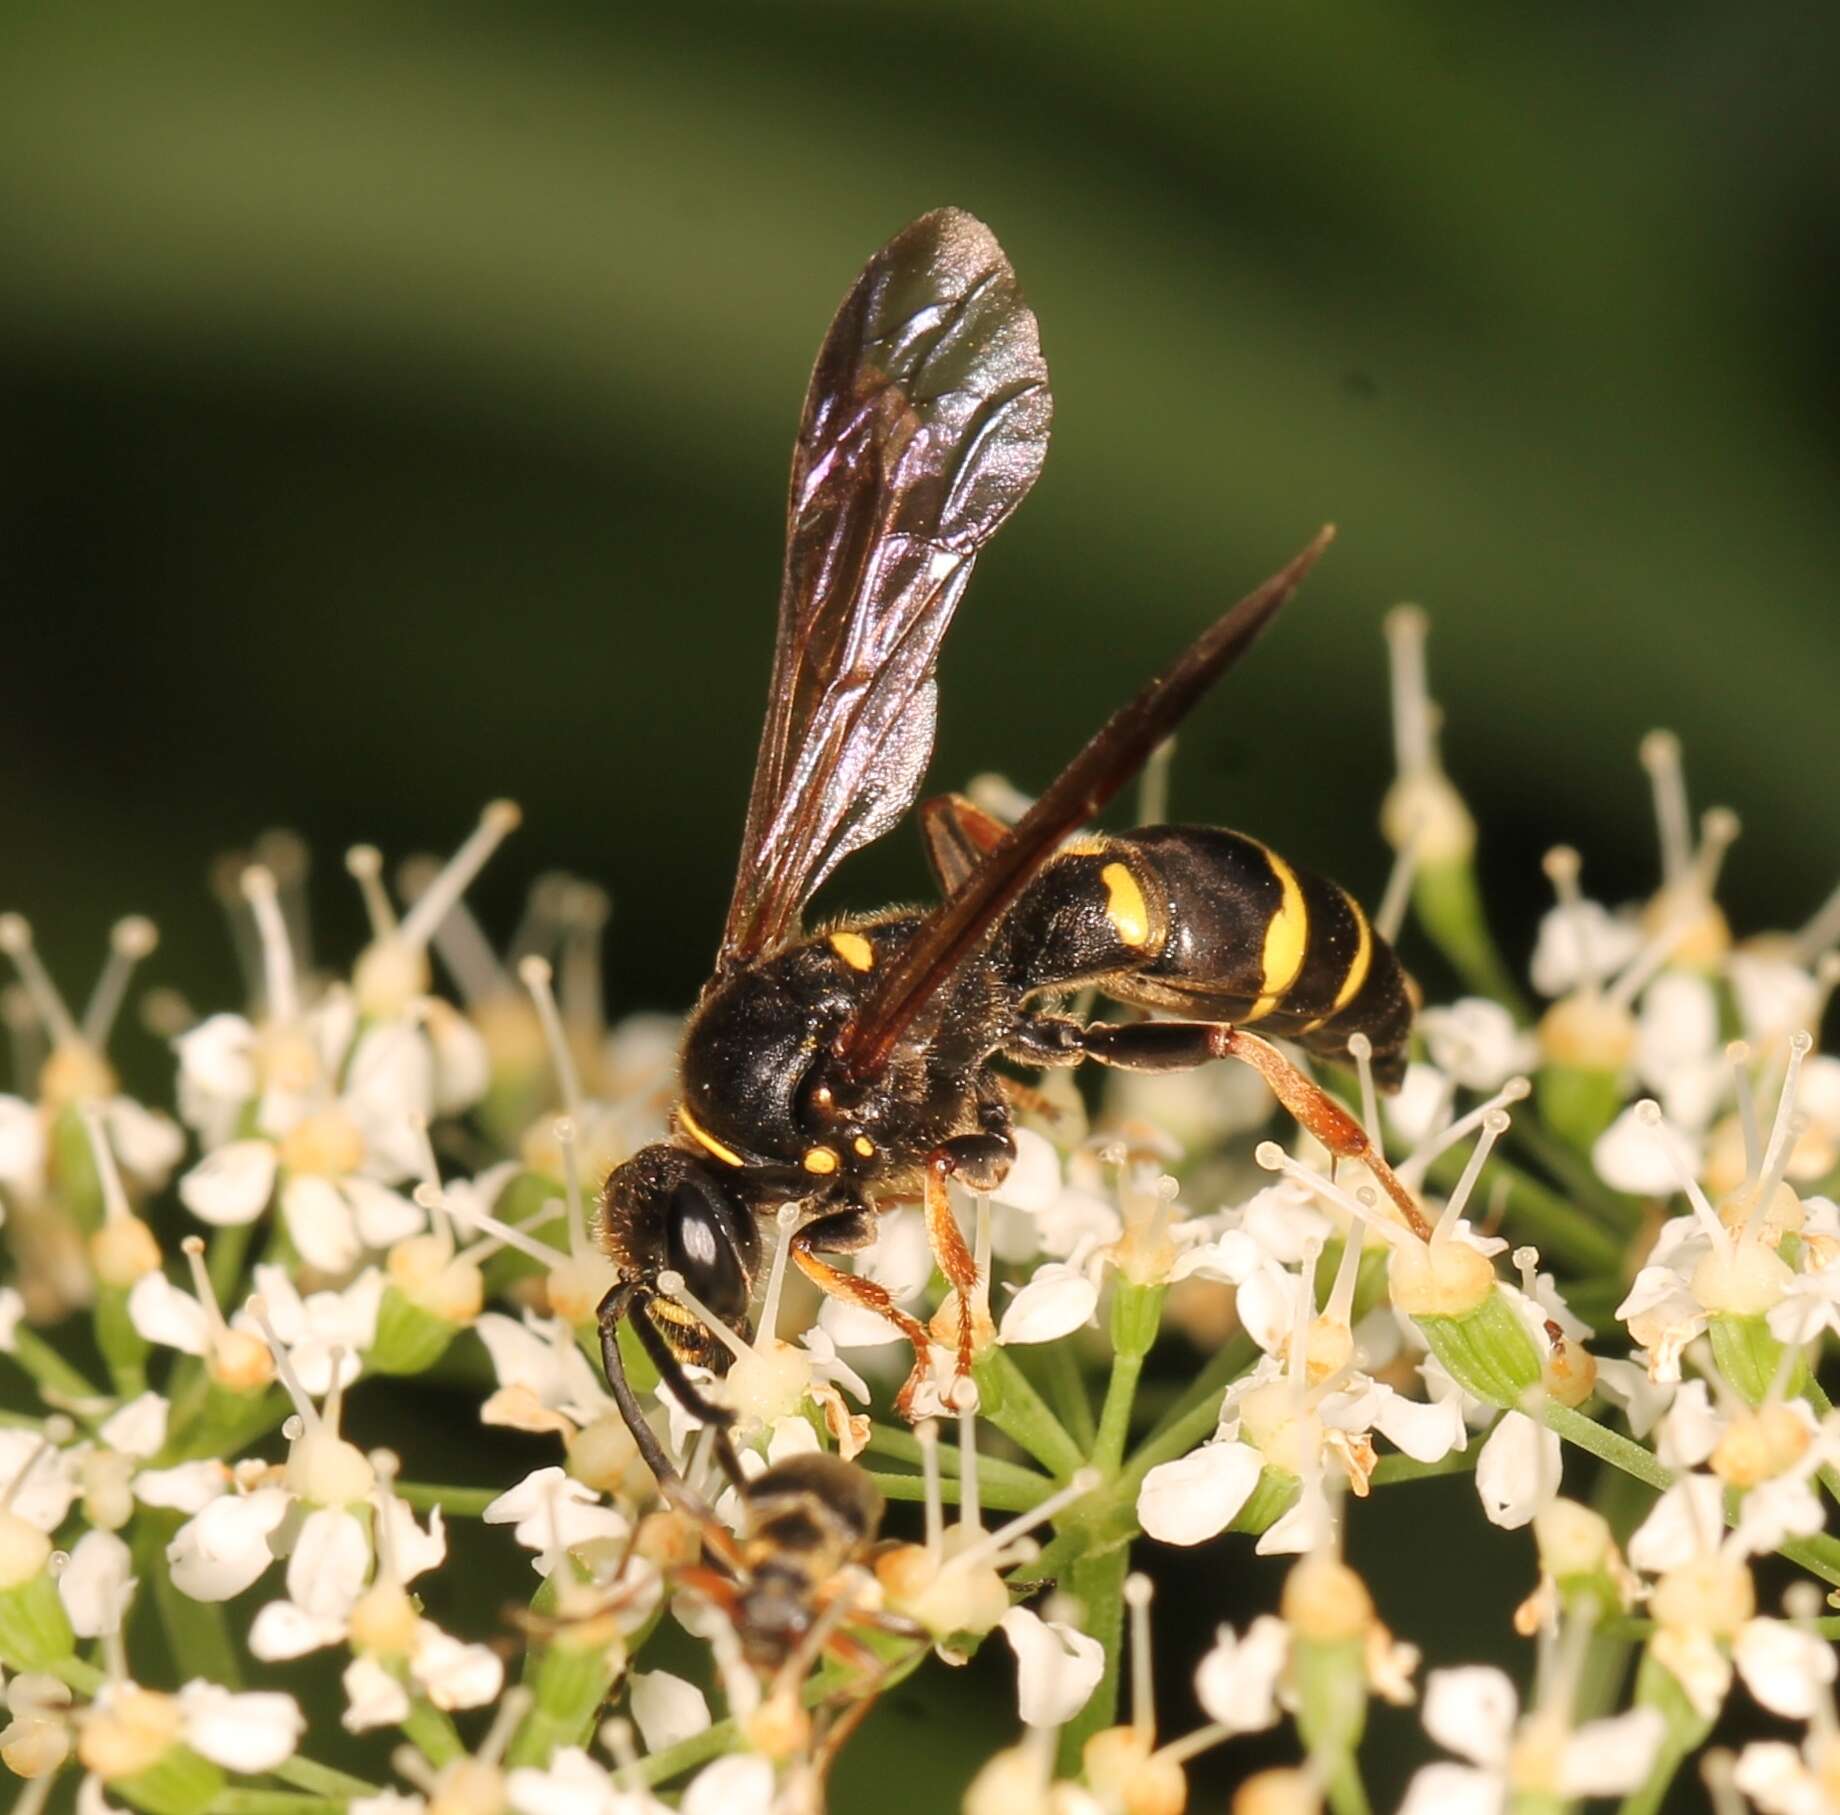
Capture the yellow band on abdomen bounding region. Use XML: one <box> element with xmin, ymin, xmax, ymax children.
<box><xmin>1242</xmin><ymin>846</ymin><xmax>1309</xmax><ymax>1022</ymax></box>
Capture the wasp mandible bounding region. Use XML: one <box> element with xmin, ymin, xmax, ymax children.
<box><xmin>598</xmin><ymin>209</ymin><xmax>1419</xmax><ymax>1493</ymax></box>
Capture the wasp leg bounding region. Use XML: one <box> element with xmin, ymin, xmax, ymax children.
<box><xmin>1076</xmin><ymin>1019</ymin><xmax>1431</xmax><ymax>1239</ymax></box>
<box><xmin>600</xmin><ymin>1285</ymin><xmax>750</xmax><ymax>1498</ymax></box>
<box><xmin>922</xmin><ymin>1121</ymin><xmax>1015</xmax><ymax>1390</ymax></box>
<box><xmin>789</xmin><ymin>1209</ymin><xmax>939</xmax><ymax>1421</ymax></box>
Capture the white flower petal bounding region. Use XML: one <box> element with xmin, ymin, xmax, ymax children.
<box><xmin>1732</xmin><ymin>1741</ymin><xmax>1824</xmax><ymax>1815</ymax></box>
<box><xmin>133</xmin><ymin>1460</ymin><xmax>230</xmax><ymax>1515</ymax></box>
<box><xmin>1421</xmin><ymin>999</ymin><xmax>1530</xmax><ymax>1091</ymax></box>
<box><xmin>998</xmin><ymin>1607</ymin><xmax>1105</xmax><ymax>1728</ymax></box>
<box><xmin>484</xmin><ymin>1467</ymin><xmax>627</xmax><ymax>1567</ymax></box>
<box><xmin>1422</xmin><ymin>1665</ymin><xmax>1516</xmax><ymax>1770</ymax></box>
<box><xmin>0</xmin><ymin>1097</ymin><xmax>46</xmax><ymax>1192</ymax></box>
<box><xmin>998</xmin><ymin>1266</ymin><xmax>1098</xmax><ymax>1345</ymax></box>
<box><xmin>1559</xmin><ymin>1707</ymin><xmax>1667</xmax><ymax>1794</ymax></box>
<box><xmin>1475</xmin><ymin>1413</ymin><xmax>1560</xmax><ymax>1530</ymax></box>
<box><xmin>104</xmin><ymin>1099</ymin><xmax>184</xmax><ymax>1186</ymax></box>
<box><xmin>179</xmin><ymin>1681</ymin><xmax>304</xmax><ymax>1772</ymax></box>
<box><xmin>286</xmin><ymin>1507</ymin><xmax>371</xmax><ymax>1621</ymax></box>
<box><xmin>249</xmin><ymin>1598</ymin><xmax>348</xmax><ymax>1661</ymax></box>
<box><xmin>1593</xmin><ymin>1106</ymin><xmax>1699</xmax><ymax>1198</ymax></box>
<box><xmin>59</xmin><ymin>1531</ymin><xmax>136</xmax><ymax>1638</ymax></box>
<box><xmin>1136</xmin><ymin>1441</ymin><xmax>1262</xmax><ymax>1546</ymax></box>
<box><xmin>382</xmin><ymin>1499</ymin><xmax>445</xmax><ymax>1584</ymax></box>
<box><xmin>280</xmin><ymin>1174</ymin><xmax>361</xmax><ymax>1274</ymax></box>
<box><xmin>1531</xmin><ymin>898</ymin><xmax>1641</xmax><ymax>998</ymax></box>
<box><xmin>167</xmin><ymin>1488</ymin><xmax>290</xmax><ymax>1601</ymax></box>
<box><xmin>1654</xmin><ymin>1379</ymin><xmax>1721</xmax><ymax>1470</ymax></box>
<box><xmin>1734</xmin><ymin>1618</ymin><xmax>1839</xmax><ymax>1720</ymax></box>
<box><xmin>0</xmin><ymin>1430</ymin><xmax>79</xmax><ymax>1531</ymax></box>
<box><xmin>97</xmin><ymin>1391</ymin><xmax>170</xmax><ymax>1462</ymax></box>
<box><xmin>127</xmin><ymin>1272</ymin><xmax>211</xmax><ymax>1355</ymax></box>
<box><xmin>629</xmin><ymin>1669</ymin><xmax>711</xmax><ymax>1753</ymax></box>
<box><xmin>991</xmin><ymin>1128</ymin><xmax>1062</xmax><ymax>1211</ymax></box>
<box><xmin>411</xmin><ymin>1626</ymin><xmax>504</xmax><ymax>1710</ymax></box>
<box><xmin>1193</xmin><ymin>1615</ymin><xmax>1288</xmax><ymax>1732</ymax></box>
<box><xmin>342</xmin><ymin>1178</ymin><xmax>425</xmax><ymax>1251</ymax></box>
<box><xmin>179</xmin><ymin>1140</ymin><xmax>278</xmax><ymax>1226</ymax></box>
<box><xmin>1368</xmin><ymin>1386</ymin><xmax>1467</xmax><ymax>1464</ymax></box>
<box><xmin>1399</xmin><ymin>1762</ymin><xmax>1506</xmax><ymax>1815</ymax></box>
<box><xmin>681</xmin><ymin>1755</ymin><xmax>775</xmax><ymax>1815</ymax></box>
<box><xmin>1628</xmin><ymin>1475</ymin><xmax>1724</xmax><ymax>1575</ymax></box>
<box><xmin>341</xmin><ymin>1654</ymin><xmax>412</xmax><ymax>1733</ymax></box>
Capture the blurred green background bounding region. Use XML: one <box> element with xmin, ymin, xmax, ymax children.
<box><xmin>3</xmin><ymin>5</ymin><xmax>1836</xmax><ymax>1807</ymax></box>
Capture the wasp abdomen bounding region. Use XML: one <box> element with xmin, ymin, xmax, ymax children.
<box><xmin>1000</xmin><ymin>826</ymin><xmax>1413</xmax><ymax>1086</ymax></box>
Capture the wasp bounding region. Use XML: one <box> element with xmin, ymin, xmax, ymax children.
<box><xmin>597</xmin><ymin>208</ymin><xmax>1419</xmax><ymax>1493</ymax></box>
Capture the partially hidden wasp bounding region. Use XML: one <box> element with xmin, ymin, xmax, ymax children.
<box><xmin>597</xmin><ymin>208</ymin><xmax>1420</xmax><ymax>1494</ymax></box>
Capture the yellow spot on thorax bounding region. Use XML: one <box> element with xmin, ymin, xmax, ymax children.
<box><xmin>1100</xmin><ymin>861</ymin><xmax>1153</xmax><ymax>949</ymax></box>
<box><xmin>1244</xmin><ymin>847</ymin><xmax>1309</xmax><ymax>1023</ymax></box>
<box><xmin>803</xmin><ymin>1146</ymin><xmax>839</xmax><ymax>1175</ymax></box>
<box><xmin>678</xmin><ymin>1101</ymin><xmax>744</xmax><ymax>1168</ymax></box>
<box><xmin>828</xmin><ymin>931</ymin><xmax>875</xmax><ymax>971</ymax></box>
<box><xmin>852</xmin><ymin>1135</ymin><xmax>875</xmax><ymax>1158</ymax></box>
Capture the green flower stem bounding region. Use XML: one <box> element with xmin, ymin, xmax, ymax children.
<box><xmin>1545</xmin><ymin>1402</ymin><xmax>1840</xmax><ymax>1588</ymax></box>
<box><xmin>168</xmin><ymin>1388</ymin><xmax>288</xmax><ymax>1463</ymax></box>
<box><xmin>95</xmin><ymin>1283</ymin><xmax>149</xmax><ymax>1397</ymax></box>
<box><xmin>1324</xmin><ymin>1755</ymin><xmax>1372</xmax><ymax>1815</ymax></box>
<box><xmin>971</xmin><ymin>1347</ymin><xmax>1087</xmax><ymax>1480</ymax></box>
<box><xmin>207</xmin><ymin>1221</ymin><xmax>256</xmax><ymax>1310</ymax></box>
<box><xmin>53</xmin><ymin>1653</ymin><xmax>106</xmax><ymax>1694</ymax></box>
<box><xmin>1056</xmin><ymin>1542</ymin><xmax>1128</xmax><ymax>1777</ymax></box>
<box><xmin>868</xmin><ymin>1469</ymin><xmax>1048</xmax><ymax>1515</ymax></box>
<box><xmin>1421</xmin><ymin>1143</ymin><xmax>1623</xmax><ymax>1275</ymax></box>
<box><xmin>1131</xmin><ymin>1334</ymin><xmax>1258</xmax><ymax>1475</ymax></box>
<box><xmin>1801</xmin><ymin>1378</ymin><xmax>1840</xmax><ymax>1509</ymax></box>
<box><xmin>1412</xmin><ymin>859</ymin><xmax>1530</xmax><ymax>1022</ymax></box>
<box><xmin>1036</xmin><ymin>1338</ymin><xmax>1098</xmax><ymax>1453</ymax></box>
<box><xmin>273</xmin><ymin>1757</ymin><xmax>379</xmax><ymax>1800</ymax></box>
<box><xmin>1543</xmin><ymin>1403</ymin><xmax>1670</xmax><ymax>1491</ymax></box>
<box><xmin>862</xmin><ymin>1423</ymin><xmax>1053</xmax><ymax>1501</ymax></box>
<box><xmin>138</xmin><ymin>1510</ymin><xmax>242</xmax><ymax>1689</ymax></box>
<box><xmin>401</xmin><ymin>1697</ymin><xmax>465</xmax><ymax>1768</ymax></box>
<box><xmin>392</xmin><ymin>1482</ymin><xmax>501</xmax><ymax>1518</ymax></box>
<box><xmin>206</xmin><ymin>1794</ymin><xmax>342</xmax><ymax>1815</ymax></box>
<box><xmin>1091</xmin><ymin>1283</ymin><xmax>1164</xmax><ymax>1475</ymax></box>
<box><xmin>6</xmin><ymin>1325</ymin><xmax>106</xmax><ymax>1406</ymax></box>
<box><xmin>1370</xmin><ymin>1447</ymin><xmax>1480</xmax><ymax>1486</ymax></box>
<box><xmin>1616</xmin><ymin>1646</ymin><xmax>1715</xmax><ymax>1815</ymax></box>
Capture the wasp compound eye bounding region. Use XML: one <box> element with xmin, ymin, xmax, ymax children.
<box><xmin>665</xmin><ymin>1168</ymin><xmax>756</xmax><ymax>1328</ymax></box>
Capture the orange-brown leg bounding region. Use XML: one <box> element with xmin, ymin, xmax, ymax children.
<box><xmin>1079</xmin><ymin>1019</ymin><xmax>1432</xmax><ymax>1240</ymax></box>
<box><xmin>789</xmin><ymin>1211</ymin><xmax>938</xmax><ymax>1419</ymax></box>
<box><xmin>923</xmin><ymin>1153</ymin><xmax>983</xmax><ymax>1390</ymax></box>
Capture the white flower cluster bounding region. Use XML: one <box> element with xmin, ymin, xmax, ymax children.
<box><xmin>1</xmin><ymin>619</ymin><xmax>1838</xmax><ymax>1814</ymax></box>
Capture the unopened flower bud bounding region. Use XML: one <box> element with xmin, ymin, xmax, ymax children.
<box><xmin>78</xmin><ymin>1685</ymin><xmax>184</xmax><ymax>1780</ymax></box>
<box><xmin>1083</xmin><ymin>1726</ymin><xmax>1186</xmax><ymax>1815</ymax></box>
<box><xmin>565</xmin><ymin>1414</ymin><xmax>640</xmax><ymax>1496</ymax></box>
<box><xmin>0</xmin><ymin>1508</ymin><xmax>53</xmax><ymax>1589</ymax></box>
<box><xmin>88</xmin><ymin>1215</ymin><xmax>161</xmax><ymax>1288</ymax></box>
<box><xmin>1281</xmin><ymin>1556</ymin><xmax>1373</xmax><ymax>1645</ymax></box>
<box><xmin>80</xmin><ymin>1450</ymin><xmax>137</xmax><ymax>1533</ymax></box>
<box><xmin>1651</xmin><ymin>1555</ymin><xmax>1754</xmax><ymax>1638</ymax></box>
<box><xmin>1542</xmin><ymin>1334</ymin><xmax>1597</xmax><ymax>1408</ymax></box>
<box><xmin>1388</xmin><ymin>1237</ymin><xmax>1496</xmax><ymax>1318</ymax></box>
<box><xmin>1234</xmin><ymin>1768</ymin><xmax>1319</xmax><ymax>1815</ymax></box>
<box><xmin>744</xmin><ymin>1688</ymin><xmax>811</xmax><ymax>1762</ymax></box>
<box><xmin>348</xmin><ymin>1580</ymin><xmax>420</xmax><ymax>1656</ymax></box>
<box><xmin>285</xmin><ymin>1427</ymin><xmax>375</xmax><ymax>1507</ymax></box>
<box><xmin>1533</xmin><ymin>1499</ymin><xmax>1614</xmax><ymax>1580</ymax></box>
<box><xmin>1537</xmin><ymin>994</ymin><xmax>1636</xmax><ymax>1072</ymax></box>
<box><xmin>1710</xmin><ymin>1403</ymin><xmax>1811</xmax><ymax>1489</ymax></box>
<box><xmin>426</xmin><ymin>1759</ymin><xmax>507</xmax><ymax>1815</ymax></box>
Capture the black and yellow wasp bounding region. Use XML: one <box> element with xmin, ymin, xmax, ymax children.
<box><xmin>597</xmin><ymin>209</ymin><xmax>1417</xmax><ymax>1492</ymax></box>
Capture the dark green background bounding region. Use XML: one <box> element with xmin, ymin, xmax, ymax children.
<box><xmin>3</xmin><ymin>6</ymin><xmax>1835</xmax><ymax>1807</ymax></box>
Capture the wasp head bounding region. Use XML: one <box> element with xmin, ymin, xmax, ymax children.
<box><xmin>600</xmin><ymin>1143</ymin><xmax>760</xmax><ymax>1369</ymax></box>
